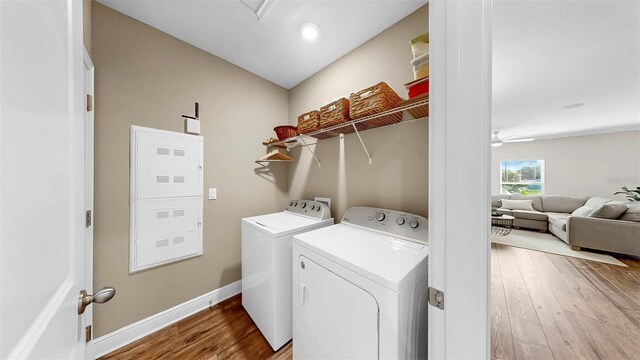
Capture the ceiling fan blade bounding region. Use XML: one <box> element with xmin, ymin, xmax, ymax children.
<box><xmin>504</xmin><ymin>138</ymin><xmax>535</xmax><ymax>143</ymax></box>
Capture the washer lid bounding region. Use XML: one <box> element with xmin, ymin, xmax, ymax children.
<box><xmin>294</xmin><ymin>224</ymin><xmax>429</xmax><ymax>292</ymax></box>
<box><xmin>243</xmin><ymin>212</ymin><xmax>332</xmax><ymax>237</ymax></box>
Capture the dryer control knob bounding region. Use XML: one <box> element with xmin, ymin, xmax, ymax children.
<box><xmin>409</xmin><ymin>219</ymin><xmax>419</xmax><ymax>229</ymax></box>
<box><xmin>289</xmin><ymin>201</ymin><xmax>294</xmax><ymax>206</ymax></box>
<box><xmin>396</xmin><ymin>217</ymin><xmax>406</xmax><ymax>225</ymax></box>
<box><xmin>376</xmin><ymin>212</ymin><xmax>386</xmax><ymax>222</ymax></box>
<box><xmin>301</xmin><ymin>202</ymin><xmax>307</xmax><ymax>209</ymax></box>
<box><xmin>310</xmin><ymin>205</ymin><xmax>316</xmax><ymax>210</ymax></box>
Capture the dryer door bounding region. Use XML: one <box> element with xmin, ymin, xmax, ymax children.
<box><xmin>297</xmin><ymin>256</ymin><xmax>379</xmax><ymax>359</ymax></box>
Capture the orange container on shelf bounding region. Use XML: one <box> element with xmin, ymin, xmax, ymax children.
<box><xmin>273</xmin><ymin>125</ymin><xmax>298</xmax><ymax>141</ymax></box>
<box><xmin>404</xmin><ymin>77</ymin><xmax>429</xmax><ymax>99</ymax></box>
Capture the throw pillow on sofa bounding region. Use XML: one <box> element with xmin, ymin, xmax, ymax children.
<box><xmin>572</xmin><ymin>206</ymin><xmax>593</xmax><ymax>217</ymax></box>
<box><xmin>589</xmin><ymin>203</ymin><xmax>629</xmax><ymax>219</ymax></box>
<box><xmin>501</xmin><ymin>199</ymin><xmax>535</xmax><ymax>211</ymax></box>
<box><xmin>620</xmin><ymin>204</ymin><xmax>640</xmax><ymax>222</ymax></box>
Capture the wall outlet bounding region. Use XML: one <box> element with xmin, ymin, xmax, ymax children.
<box><xmin>208</xmin><ymin>188</ymin><xmax>217</xmax><ymax>200</ymax></box>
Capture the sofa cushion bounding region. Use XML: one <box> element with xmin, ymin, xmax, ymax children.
<box><xmin>511</xmin><ymin>210</ymin><xmax>548</xmax><ymax>221</ymax></box>
<box><xmin>501</xmin><ymin>199</ymin><xmax>535</xmax><ymax>211</ymax></box>
<box><xmin>547</xmin><ymin>212</ymin><xmax>570</xmax><ymax>226</ymax></box>
<box><xmin>510</xmin><ymin>195</ymin><xmax>543</xmax><ymax>212</ymax></box>
<box><xmin>555</xmin><ymin>218</ymin><xmax>568</xmax><ymax>231</ymax></box>
<box><xmin>496</xmin><ymin>208</ymin><xmax>513</xmax><ymax>216</ymax></box>
<box><xmin>584</xmin><ymin>197</ymin><xmax>611</xmax><ymax>209</ymax></box>
<box><xmin>572</xmin><ymin>206</ymin><xmax>593</xmax><ymax>217</ymax></box>
<box><xmin>541</xmin><ymin>195</ymin><xmax>589</xmax><ymax>213</ymax></box>
<box><xmin>619</xmin><ymin>203</ymin><xmax>640</xmax><ymax>222</ymax></box>
<box><xmin>492</xmin><ymin>194</ymin><xmax>510</xmax><ymax>208</ymax></box>
<box><xmin>589</xmin><ymin>203</ymin><xmax>630</xmax><ymax>219</ymax></box>
<box><xmin>572</xmin><ymin>197</ymin><xmax>612</xmax><ymax>217</ymax></box>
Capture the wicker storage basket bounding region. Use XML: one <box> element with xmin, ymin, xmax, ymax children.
<box><xmin>320</xmin><ymin>98</ymin><xmax>351</xmax><ymax>129</ymax></box>
<box><xmin>349</xmin><ymin>82</ymin><xmax>403</xmax><ymax>119</ymax></box>
<box><xmin>297</xmin><ymin>110</ymin><xmax>320</xmax><ymax>134</ymax></box>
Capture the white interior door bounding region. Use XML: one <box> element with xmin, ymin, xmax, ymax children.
<box><xmin>428</xmin><ymin>0</ymin><xmax>492</xmax><ymax>358</ymax></box>
<box><xmin>0</xmin><ymin>0</ymin><xmax>88</xmax><ymax>358</ymax></box>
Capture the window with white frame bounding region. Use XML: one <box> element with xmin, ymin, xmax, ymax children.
<box><xmin>500</xmin><ymin>159</ymin><xmax>544</xmax><ymax>195</ymax></box>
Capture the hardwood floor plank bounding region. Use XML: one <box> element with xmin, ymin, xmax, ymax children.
<box><xmin>496</xmin><ymin>245</ymin><xmax>540</xmax><ymax>324</ymax></box>
<box><xmin>569</xmin><ymin>259</ymin><xmax>640</xmax><ymax>328</ymax></box>
<box><xmin>586</xmin><ymin>261</ymin><xmax>640</xmax><ymax>307</ymax></box>
<box><xmin>509</xmin><ymin>314</ymin><xmax>554</xmax><ymax>360</ymax></box>
<box><xmin>510</xmin><ymin>247</ymin><xmax>592</xmax><ymax>360</ymax></box>
<box><xmin>99</xmin><ymin>295</ymin><xmax>289</xmax><ymax>360</ymax></box>
<box><xmin>491</xmin><ymin>246</ymin><xmax>517</xmax><ymax>360</ymax></box>
<box><xmin>535</xmin><ymin>252</ymin><xmax>640</xmax><ymax>358</ymax></box>
<box><xmin>564</xmin><ymin>310</ymin><xmax>631</xmax><ymax>360</ymax></box>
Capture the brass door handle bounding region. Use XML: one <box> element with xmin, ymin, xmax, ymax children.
<box><xmin>78</xmin><ymin>287</ymin><xmax>116</xmax><ymax>314</ymax></box>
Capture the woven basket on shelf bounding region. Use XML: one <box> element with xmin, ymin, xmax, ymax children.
<box><xmin>349</xmin><ymin>82</ymin><xmax>403</xmax><ymax>119</ymax></box>
<box><xmin>297</xmin><ymin>110</ymin><xmax>320</xmax><ymax>134</ymax></box>
<box><xmin>349</xmin><ymin>82</ymin><xmax>404</xmax><ymax>131</ymax></box>
<box><xmin>320</xmin><ymin>98</ymin><xmax>351</xmax><ymax>129</ymax></box>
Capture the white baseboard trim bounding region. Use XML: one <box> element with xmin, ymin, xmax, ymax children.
<box><xmin>87</xmin><ymin>280</ymin><xmax>241</xmax><ymax>359</ymax></box>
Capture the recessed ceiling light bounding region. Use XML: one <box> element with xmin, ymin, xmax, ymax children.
<box><xmin>301</xmin><ymin>22</ymin><xmax>319</xmax><ymax>41</ymax></box>
<box><xmin>562</xmin><ymin>103</ymin><xmax>585</xmax><ymax>110</ymax></box>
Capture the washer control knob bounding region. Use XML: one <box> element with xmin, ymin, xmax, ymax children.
<box><xmin>289</xmin><ymin>201</ymin><xmax>294</xmax><ymax>206</ymax></box>
<box><xmin>301</xmin><ymin>202</ymin><xmax>307</xmax><ymax>209</ymax></box>
<box><xmin>316</xmin><ymin>207</ymin><xmax>321</xmax><ymax>212</ymax></box>
<box><xmin>396</xmin><ymin>217</ymin><xmax>406</xmax><ymax>225</ymax></box>
<box><xmin>409</xmin><ymin>219</ymin><xmax>419</xmax><ymax>229</ymax></box>
<box><xmin>376</xmin><ymin>212</ymin><xmax>386</xmax><ymax>222</ymax></box>
<box><xmin>293</xmin><ymin>201</ymin><xmax>297</xmax><ymax>207</ymax></box>
<box><xmin>310</xmin><ymin>205</ymin><xmax>316</xmax><ymax>210</ymax></box>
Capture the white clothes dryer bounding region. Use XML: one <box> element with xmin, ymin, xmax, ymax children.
<box><xmin>293</xmin><ymin>206</ymin><xmax>429</xmax><ymax>359</ymax></box>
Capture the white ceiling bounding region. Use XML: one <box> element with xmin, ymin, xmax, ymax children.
<box><xmin>492</xmin><ymin>0</ymin><xmax>640</xmax><ymax>140</ymax></box>
<box><xmin>97</xmin><ymin>0</ymin><xmax>428</xmax><ymax>89</ymax></box>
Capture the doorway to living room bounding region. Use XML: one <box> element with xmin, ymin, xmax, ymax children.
<box><xmin>490</xmin><ymin>0</ymin><xmax>640</xmax><ymax>358</ymax></box>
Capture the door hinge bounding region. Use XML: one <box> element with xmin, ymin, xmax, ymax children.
<box><xmin>86</xmin><ymin>94</ymin><xmax>93</xmax><ymax>112</ymax></box>
<box><xmin>86</xmin><ymin>210</ymin><xmax>92</xmax><ymax>227</ymax></box>
<box><xmin>85</xmin><ymin>325</ymin><xmax>92</xmax><ymax>342</ymax></box>
<box><xmin>428</xmin><ymin>287</ymin><xmax>445</xmax><ymax>310</ymax></box>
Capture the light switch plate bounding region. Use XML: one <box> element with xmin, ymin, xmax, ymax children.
<box><xmin>208</xmin><ymin>188</ymin><xmax>217</xmax><ymax>200</ymax></box>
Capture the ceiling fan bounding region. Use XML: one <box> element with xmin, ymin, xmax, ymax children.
<box><xmin>491</xmin><ymin>131</ymin><xmax>534</xmax><ymax>147</ymax></box>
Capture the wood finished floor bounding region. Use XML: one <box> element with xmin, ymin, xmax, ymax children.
<box><xmin>101</xmin><ymin>244</ymin><xmax>640</xmax><ymax>360</ymax></box>
<box><xmin>491</xmin><ymin>243</ymin><xmax>640</xmax><ymax>360</ymax></box>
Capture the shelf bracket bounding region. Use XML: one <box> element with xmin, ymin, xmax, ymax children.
<box><xmin>351</xmin><ymin>124</ymin><xmax>372</xmax><ymax>164</ymax></box>
<box><xmin>298</xmin><ymin>136</ymin><xmax>321</xmax><ymax>167</ymax></box>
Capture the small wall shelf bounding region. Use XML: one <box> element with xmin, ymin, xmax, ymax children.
<box><xmin>269</xmin><ymin>96</ymin><xmax>428</xmax><ymax>149</ymax></box>
<box><xmin>263</xmin><ymin>96</ymin><xmax>428</xmax><ymax>166</ymax></box>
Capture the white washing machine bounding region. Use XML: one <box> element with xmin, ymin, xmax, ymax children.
<box><xmin>242</xmin><ymin>199</ymin><xmax>333</xmax><ymax>351</ymax></box>
<box><xmin>293</xmin><ymin>206</ymin><xmax>429</xmax><ymax>360</ymax></box>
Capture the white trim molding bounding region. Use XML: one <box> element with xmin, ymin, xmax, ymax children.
<box><xmin>88</xmin><ymin>280</ymin><xmax>242</xmax><ymax>359</ymax></box>
<box><xmin>428</xmin><ymin>0</ymin><xmax>492</xmax><ymax>358</ymax></box>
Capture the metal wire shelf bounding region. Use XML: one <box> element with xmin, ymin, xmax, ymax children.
<box><xmin>263</xmin><ymin>97</ymin><xmax>428</xmax><ymax>167</ymax></box>
<box><xmin>268</xmin><ymin>97</ymin><xmax>429</xmax><ymax>149</ymax></box>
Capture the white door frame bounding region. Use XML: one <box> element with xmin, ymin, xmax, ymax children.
<box><xmin>84</xmin><ymin>46</ymin><xmax>96</xmax><ymax>344</ymax></box>
<box><xmin>428</xmin><ymin>0</ymin><xmax>492</xmax><ymax>358</ymax></box>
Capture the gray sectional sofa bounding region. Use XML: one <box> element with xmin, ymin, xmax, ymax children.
<box><xmin>492</xmin><ymin>194</ymin><xmax>640</xmax><ymax>256</ymax></box>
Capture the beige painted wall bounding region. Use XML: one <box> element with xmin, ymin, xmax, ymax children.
<box><xmin>491</xmin><ymin>131</ymin><xmax>640</xmax><ymax>199</ymax></box>
<box><xmin>83</xmin><ymin>0</ymin><xmax>91</xmax><ymax>54</ymax></box>
<box><xmin>288</xmin><ymin>6</ymin><xmax>429</xmax><ymax>221</ymax></box>
<box><xmin>92</xmin><ymin>3</ymin><xmax>289</xmax><ymax>336</ymax></box>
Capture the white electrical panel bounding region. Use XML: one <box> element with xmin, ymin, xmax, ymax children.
<box><xmin>130</xmin><ymin>126</ymin><xmax>203</xmax><ymax>273</ymax></box>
